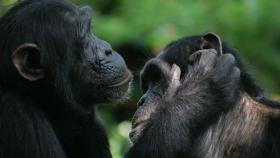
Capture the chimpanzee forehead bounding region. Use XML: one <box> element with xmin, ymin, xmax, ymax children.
<box><xmin>5</xmin><ymin>0</ymin><xmax>79</xmax><ymax>22</ymax></box>
<box><xmin>71</xmin><ymin>6</ymin><xmax>92</xmax><ymax>39</ymax></box>
<box><xmin>0</xmin><ymin>0</ymin><xmax>93</xmax><ymax>46</ymax></box>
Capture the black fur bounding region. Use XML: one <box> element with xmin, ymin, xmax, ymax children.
<box><xmin>127</xmin><ymin>33</ymin><xmax>280</xmax><ymax>158</ymax></box>
<box><xmin>0</xmin><ymin>0</ymin><xmax>131</xmax><ymax>158</ymax></box>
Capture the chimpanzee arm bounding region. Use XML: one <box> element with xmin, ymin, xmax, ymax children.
<box><xmin>0</xmin><ymin>94</ymin><xmax>66</xmax><ymax>158</ymax></box>
<box><xmin>126</xmin><ymin>50</ymin><xmax>240</xmax><ymax>158</ymax></box>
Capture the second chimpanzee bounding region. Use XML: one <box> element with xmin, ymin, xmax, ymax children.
<box><xmin>127</xmin><ymin>33</ymin><xmax>280</xmax><ymax>158</ymax></box>
<box><xmin>0</xmin><ymin>0</ymin><xmax>132</xmax><ymax>158</ymax></box>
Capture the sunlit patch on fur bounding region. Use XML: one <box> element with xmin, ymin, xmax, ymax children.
<box><xmin>194</xmin><ymin>92</ymin><xmax>280</xmax><ymax>158</ymax></box>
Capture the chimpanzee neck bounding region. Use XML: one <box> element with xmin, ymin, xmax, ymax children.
<box><xmin>241</xmin><ymin>74</ymin><xmax>264</xmax><ymax>99</ymax></box>
<box><xmin>0</xmin><ymin>84</ymin><xmax>97</xmax><ymax>148</ymax></box>
<box><xmin>0</xmin><ymin>82</ymin><xmax>94</xmax><ymax>117</ymax></box>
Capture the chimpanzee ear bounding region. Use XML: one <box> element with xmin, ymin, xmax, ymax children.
<box><xmin>200</xmin><ymin>32</ymin><xmax>223</xmax><ymax>55</ymax></box>
<box><xmin>11</xmin><ymin>43</ymin><xmax>44</xmax><ymax>81</ymax></box>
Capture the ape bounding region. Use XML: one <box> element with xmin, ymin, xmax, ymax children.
<box><xmin>126</xmin><ymin>33</ymin><xmax>280</xmax><ymax>158</ymax></box>
<box><xmin>0</xmin><ymin>0</ymin><xmax>132</xmax><ymax>158</ymax></box>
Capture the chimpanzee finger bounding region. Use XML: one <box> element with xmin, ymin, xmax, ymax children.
<box><xmin>225</xmin><ymin>66</ymin><xmax>241</xmax><ymax>86</ymax></box>
<box><xmin>189</xmin><ymin>49</ymin><xmax>218</xmax><ymax>73</ymax></box>
<box><xmin>212</xmin><ymin>54</ymin><xmax>236</xmax><ymax>82</ymax></box>
<box><xmin>189</xmin><ymin>49</ymin><xmax>217</xmax><ymax>63</ymax></box>
<box><xmin>166</xmin><ymin>64</ymin><xmax>182</xmax><ymax>100</ymax></box>
<box><xmin>198</xmin><ymin>49</ymin><xmax>218</xmax><ymax>72</ymax></box>
<box><xmin>232</xmin><ymin>67</ymin><xmax>241</xmax><ymax>82</ymax></box>
<box><xmin>189</xmin><ymin>51</ymin><xmax>202</xmax><ymax>64</ymax></box>
<box><xmin>221</xmin><ymin>66</ymin><xmax>241</xmax><ymax>104</ymax></box>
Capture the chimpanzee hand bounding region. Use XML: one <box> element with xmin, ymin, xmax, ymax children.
<box><xmin>192</xmin><ymin>49</ymin><xmax>240</xmax><ymax>106</ymax></box>
<box><xmin>165</xmin><ymin>49</ymin><xmax>240</xmax><ymax>109</ymax></box>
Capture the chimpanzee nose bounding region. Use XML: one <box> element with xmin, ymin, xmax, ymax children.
<box><xmin>98</xmin><ymin>47</ymin><xmax>113</xmax><ymax>63</ymax></box>
<box><xmin>137</xmin><ymin>98</ymin><xmax>145</xmax><ymax>107</ymax></box>
<box><xmin>137</xmin><ymin>94</ymin><xmax>147</xmax><ymax>107</ymax></box>
<box><xmin>96</xmin><ymin>38</ymin><xmax>114</xmax><ymax>62</ymax></box>
<box><xmin>104</xmin><ymin>49</ymin><xmax>112</xmax><ymax>57</ymax></box>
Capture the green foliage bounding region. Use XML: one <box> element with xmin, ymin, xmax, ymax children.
<box><xmin>1</xmin><ymin>0</ymin><xmax>279</xmax><ymax>157</ymax></box>
<box><xmin>89</xmin><ymin>0</ymin><xmax>280</xmax><ymax>156</ymax></box>
<box><xmin>0</xmin><ymin>0</ymin><xmax>16</xmax><ymax>14</ymax></box>
<box><xmin>90</xmin><ymin>0</ymin><xmax>280</xmax><ymax>94</ymax></box>
<box><xmin>97</xmin><ymin>106</ymin><xmax>131</xmax><ymax>158</ymax></box>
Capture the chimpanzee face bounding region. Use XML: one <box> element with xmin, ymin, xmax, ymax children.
<box><xmin>1</xmin><ymin>0</ymin><xmax>132</xmax><ymax>107</ymax></box>
<box><xmin>69</xmin><ymin>6</ymin><xmax>133</xmax><ymax>105</ymax></box>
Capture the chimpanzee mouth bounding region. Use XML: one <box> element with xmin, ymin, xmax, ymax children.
<box><xmin>129</xmin><ymin>100</ymin><xmax>157</xmax><ymax>143</ymax></box>
<box><xmin>129</xmin><ymin>118</ymin><xmax>147</xmax><ymax>144</ymax></box>
<box><xmin>109</xmin><ymin>70</ymin><xmax>133</xmax><ymax>88</ymax></box>
<box><xmin>132</xmin><ymin>118</ymin><xmax>147</xmax><ymax>129</ymax></box>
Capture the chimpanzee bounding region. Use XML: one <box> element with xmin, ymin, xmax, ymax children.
<box><xmin>0</xmin><ymin>0</ymin><xmax>132</xmax><ymax>158</ymax></box>
<box><xmin>127</xmin><ymin>33</ymin><xmax>280</xmax><ymax>158</ymax></box>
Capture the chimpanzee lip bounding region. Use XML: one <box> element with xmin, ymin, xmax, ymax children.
<box><xmin>129</xmin><ymin>126</ymin><xmax>141</xmax><ymax>143</ymax></box>
<box><xmin>109</xmin><ymin>70</ymin><xmax>133</xmax><ymax>87</ymax></box>
<box><xmin>132</xmin><ymin>119</ymin><xmax>146</xmax><ymax>129</ymax></box>
<box><xmin>129</xmin><ymin>119</ymin><xmax>147</xmax><ymax>143</ymax></box>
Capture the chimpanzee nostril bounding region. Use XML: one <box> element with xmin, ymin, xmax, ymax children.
<box><xmin>137</xmin><ymin>97</ymin><xmax>146</xmax><ymax>107</ymax></box>
<box><xmin>105</xmin><ymin>50</ymin><xmax>112</xmax><ymax>56</ymax></box>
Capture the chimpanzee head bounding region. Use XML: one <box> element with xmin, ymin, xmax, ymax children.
<box><xmin>130</xmin><ymin>32</ymin><xmax>264</xmax><ymax>143</ymax></box>
<box><xmin>0</xmin><ymin>0</ymin><xmax>132</xmax><ymax>109</ymax></box>
<box><xmin>129</xmin><ymin>33</ymin><xmax>224</xmax><ymax>142</ymax></box>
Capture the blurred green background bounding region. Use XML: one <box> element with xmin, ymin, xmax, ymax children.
<box><xmin>1</xmin><ymin>0</ymin><xmax>280</xmax><ymax>157</ymax></box>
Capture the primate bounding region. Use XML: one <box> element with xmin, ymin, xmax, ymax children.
<box><xmin>127</xmin><ymin>33</ymin><xmax>280</xmax><ymax>158</ymax></box>
<box><xmin>0</xmin><ymin>0</ymin><xmax>132</xmax><ymax>158</ymax></box>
